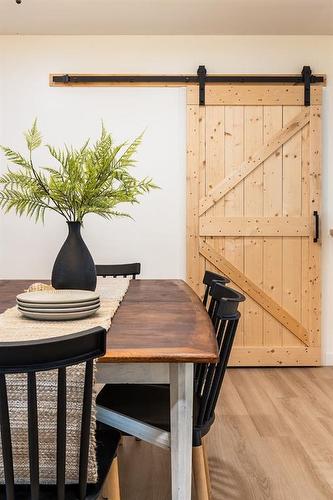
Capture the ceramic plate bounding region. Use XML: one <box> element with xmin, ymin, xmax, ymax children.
<box><xmin>17</xmin><ymin>298</ymin><xmax>100</xmax><ymax>309</ymax></box>
<box><xmin>18</xmin><ymin>307</ymin><xmax>100</xmax><ymax>321</ymax></box>
<box><xmin>18</xmin><ymin>303</ymin><xmax>101</xmax><ymax>314</ymax></box>
<box><xmin>16</xmin><ymin>289</ymin><xmax>99</xmax><ymax>305</ymax></box>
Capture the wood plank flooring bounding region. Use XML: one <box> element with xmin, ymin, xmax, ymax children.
<box><xmin>117</xmin><ymin>367</ymin><xmax>333</xmax><ymax>499</ymax></box>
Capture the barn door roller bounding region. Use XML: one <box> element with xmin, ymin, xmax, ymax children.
<box><xmin>52</xmin><ymin>65</ymin><xmax>323</xmax><ymax>106</ymax></box>
<box><xmin>197</xmin><ymin>65</ymin><xmax>207</xmax><ymax>106</ymax></box>
<box><xmin>302</xmin><ymin>65</ymin><xmax>312</xmax><ymax>106</ymax></box>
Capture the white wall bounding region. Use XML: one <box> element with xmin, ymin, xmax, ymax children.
<box><xmin>0</xmin><ymin>38</ymin><xmax>187</xmax><ymax>280</ymax></box>
<box><xmin>0</xmin><ymin>35</ymin><xmax>333</xmax><ymax>363</ymax></box>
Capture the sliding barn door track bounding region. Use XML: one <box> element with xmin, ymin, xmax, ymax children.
<box><xmin>51</xmin><ymin>65</ymin><xmax>324</xmax><ymax>106</ymax></box>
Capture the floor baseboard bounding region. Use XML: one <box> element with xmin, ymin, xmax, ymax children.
<box><xmin>324</xmin><ymin>351</ymin><xmax>333</xmax><ymax>366</ymax></box>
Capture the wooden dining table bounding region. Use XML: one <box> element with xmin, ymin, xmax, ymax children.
<box><xmin>0</xmin><ymin>279</ymin><xmax>218</xmax><ymax>500</ymax></box>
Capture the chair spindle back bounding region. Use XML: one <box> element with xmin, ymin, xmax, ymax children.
<box><xmin>96</xmin><ymin>263</ymin><xmax>141</xmax><ymax>279</ymax></box>
<box><xmin>202</xmin><ymin>270</ymin><xmax>230</xmax><ymax>308</ymax></box>
<box><xmin>195</xmin><ymin>283</ymin><xmax>245</xmax><ymax>439</ymax></box>
<box><xmin>0</xmin><ymin>327</ymin><xmax>106</xmax><ymax>500</ymax></box>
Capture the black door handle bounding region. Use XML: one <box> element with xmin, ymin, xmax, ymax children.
<box><xmin>313</xmin><ymin>211</ymin><xmax>319</xmax><ymax>243</ymax></box>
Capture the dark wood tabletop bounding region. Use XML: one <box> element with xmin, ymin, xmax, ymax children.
<box><xmin>0</xmin><ymin>279</ymin><xmax>218</xmax><ymax>364</ymax></box>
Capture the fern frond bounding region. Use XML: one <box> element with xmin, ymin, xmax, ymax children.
<box><xmin>0</xmin><ymin>122</ymin><xmax>157</xmax><ymax>223</ymax></box>
<box><xmin>24</xmin><ymin>119</ymin><xmax>42</xmax><ymax>151</ymax></box>
<box><xmin>46</xmin><ymin>145</ymin><xmax>68</xmax><ymax>168</ymax></box>
<box><xmin>115</xmin><ymin>132</ymin><xmax>144</xmax><ymax>169</ymax></box>
<box><xmin>0</xmin><ymin>147</ymin><xmax>32</xmax><ymax>169</ymax></box>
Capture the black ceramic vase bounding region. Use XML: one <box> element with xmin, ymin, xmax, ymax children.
<box><xmin>51</xmin><ymin>221</ymin><xmax>97</xmax><ymax>291</ymax></box>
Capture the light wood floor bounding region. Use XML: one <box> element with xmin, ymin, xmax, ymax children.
<box><xmin>117</xmin><ymin>367</ymin><xmax>333</xmax><ymax>500</ymax></box>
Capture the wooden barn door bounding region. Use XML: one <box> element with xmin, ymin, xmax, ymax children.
<box><xmin>186</xmin><ymin>84</ymin><xmax>322</xmax><ymax>366</ymax></box>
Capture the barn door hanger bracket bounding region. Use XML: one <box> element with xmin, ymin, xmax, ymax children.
<box><xmin>197</xmin><ymin>65</ymin><xmax>207</xmax><ymax>106</ymax></box>
<box><xmin>302</xmin><ymin>65</ymin><xmax>312</xmax><ymax>106</ymax></box>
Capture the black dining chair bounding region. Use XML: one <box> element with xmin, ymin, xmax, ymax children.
<box><xmin>96</xmin><ymin>263</ymin><xmax>141</xmax><ymax>280</ymax></box>
<box><xmin>0</xmin><ymin>327</ymin><xmax>121</xmax><ymax>500</ymax></box>
<box><xmin>202</xmin><ymin>270</ymin><xmax>230</xmax><ymax>308</ymax></box>
<box><xmin>96</xmin><ymin>282</ymin><xmax>245</xmax><ymax>499</ymax></box>
<box><xmin>195</xmin><ymin>279</ymin><xmax>238</xmax><ymax>391</ymax></box>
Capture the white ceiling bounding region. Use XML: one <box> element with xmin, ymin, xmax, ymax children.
<box><xmin>0</xmin><ymin>0</ymin><xmax>333</xmax><ymax>35</ymax></box>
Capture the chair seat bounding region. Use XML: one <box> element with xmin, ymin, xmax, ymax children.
<box><xmin>0</xmin><ymin>427</ymin><xmax>120</xmax><ymax>500</ymax></box>
<box><xmin>96</xmin><ymin>384</ymin><xmax>211</xmax><ymax>443</ymax></box>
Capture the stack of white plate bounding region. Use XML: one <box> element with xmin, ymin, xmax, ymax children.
<box><xmin>16</xmin><ymin>290</ymin><xmax>100</xmax><ymax>321</ymax></box>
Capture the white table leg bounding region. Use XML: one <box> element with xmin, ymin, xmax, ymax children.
<box><xmin>170</xmin><ymin>363</ymin><xmax>194</xmax><ymax>500</ymax></box>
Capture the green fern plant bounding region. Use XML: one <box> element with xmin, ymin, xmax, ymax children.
<box><xmin>0</xmin><ymin>120</ymin><xmax>158</xmax><ymax>223</ymax></box>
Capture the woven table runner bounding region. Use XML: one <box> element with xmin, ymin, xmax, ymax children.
<box><xmin>0</xmin><ymin>277</ymin><xmax>129</xmax><ymax>484</ymax></box>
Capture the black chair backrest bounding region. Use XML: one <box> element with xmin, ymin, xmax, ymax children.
<box><xmin>207</xmin><ymin>277</ymin><xmax>238</xmax><ymax>323</ymax></box>
<box><xmin>195</xmin><ymin>283</ymin><xmax>245</xmax><ymax>442</ymax></box>
<box><xmin>202</xmin><ymin>270</ymin><xmax>230</xmax><ymax>308</ymax></box>
<box><xmin>0</xmin><ymin>327</ymin><xmax>106</xmax><ymax>500</ymax></box>
<box><xmin>96</xmin><ymin>263</ymin><xmax>141</xmax><ymax>279</ymax></box>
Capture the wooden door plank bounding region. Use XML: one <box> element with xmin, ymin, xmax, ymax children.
<box><xmin>243</xmin><ymin>106</ymin><xmax>264</xmax><ymax>346</ymax></box>
<box><xmin>186</xmin><ymin>103</ymin><xmax>204</xmax><ymax>296</ymax></box>
<box><xmin>199</xmin><ymin>241</ymin><xmax>309</xmax><ymax>346</ymax></box>
<box><xmin>200</xmin><ymin>216</ymin><xmax>310</xmax><ymax>236</ymax></box>
<box><xmin>198</xmin><ymin>105</ymin><xmax>207</xmax><ymax>299</ymax></box>
<box><xmin>187</xmin><ymin>85</ymin><xmax>199</xmax><ymax>104</ymax></box>
<box><xmin>204</xmin><ymin>85</ymin><xmax>322</xmax><ymax>106</ymax></box>
<box><xmin>229</xmin><ymin>346</ymin><xmax>320</xmax><ymax>366</ymax></box>
<box><xmin>199</xmin><ymin>109</ymin><xmax>310</xmax><ymax>216</ymax></box>
<box><xmin>224</xmin><ymin>106</ymin><xmax>245</xmax><ymax>346</ymax></box>
<box><xmin>263</xmin><ymin>106</ymin><xmax>283</xmax><ymax>347</ymax></box>
<box><xmin>308</xmin><ymin>106</ymin><xmax>322</xmax><ymax>347</ymax></box>
<box><xmin>282</xmin><ymin>106</ymin><xmax>303</xmax><ymax>347</ymax></box>
<box><xmin>204</xmin><ymin>106</ymin><xmax>225</xmax><ymax>281</ymax></box>
<box><xmin>301</xmin><ymin>122</ymin><xmax>310</xmax><ymax>340</ymax></box>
